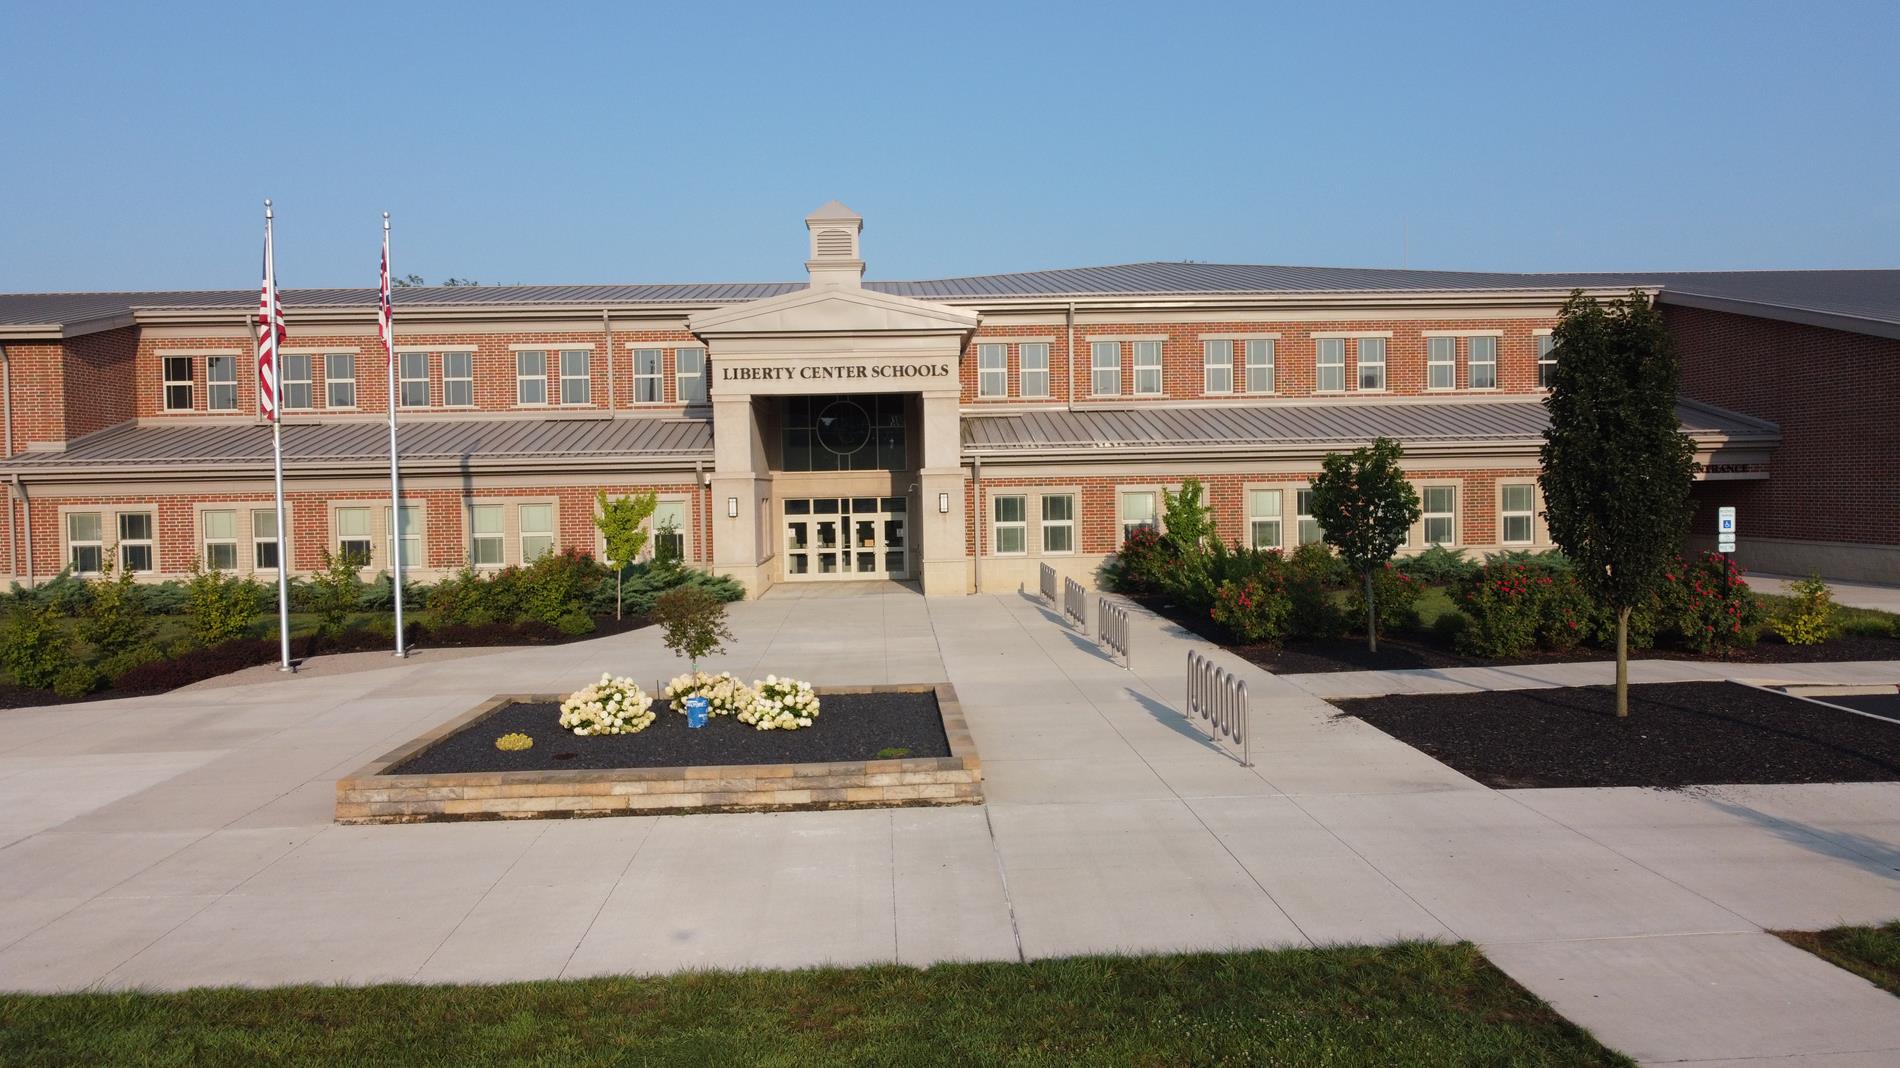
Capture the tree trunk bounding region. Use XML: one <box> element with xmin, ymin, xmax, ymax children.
<box><xmin>1365</xmin><ymin>570</ymin><xmax>1378</xmax><ymax>654</ymax></box>
<box><xmin>616</xmin><ymin>570</ymin><xmax>623</xmax><ymax>621</ymax></box>
<box><xmin>1615</xmin><ymin>605</ymin><xmax>1630</xmax><ymax>719</ymax></box>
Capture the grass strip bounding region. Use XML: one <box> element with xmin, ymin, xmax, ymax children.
<box><xmin>1776</xmin><ymin>922</ymin><xmax>1900</xmax><ymax>996</ymax></box>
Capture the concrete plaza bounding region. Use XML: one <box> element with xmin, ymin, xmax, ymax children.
<box><xmin>2</xmin><ymin>587</ymin><xmax>1899</xmax><ymax>1065</ymax></box>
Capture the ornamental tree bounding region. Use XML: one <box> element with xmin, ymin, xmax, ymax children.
<box><xmin>1308</xmin><ymin>437</ymin><xmax>1422</xmax><ymax>653</ymax></box>
<box><xmin>1539</xmin><ymin>290</ymin><xmax>1696</xmax><ymax>717</ymax></box>
<box><xmin>593</xmin><ymin>490</ymin><xmax>657</xmax><ymax>619</ymax></box>
<box><xmin>652</xmin><ymin>584</ymin><xmax>732</xmax><ymax>672</ymax></box>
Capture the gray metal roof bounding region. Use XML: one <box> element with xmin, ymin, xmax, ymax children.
<box><xmin>961</xmin><ymin>398</ymin><xmax>1778</xmax><ymax>455</ymax></box>
<box><xmin>5</xmin><ymin>265</ymin><xmax>1897</xmax><ymax>337</ymax></box>
<box><xmin>1</xmin><ymin>416</ymin><xmax>712</xmax><ymax>475</ymax></box>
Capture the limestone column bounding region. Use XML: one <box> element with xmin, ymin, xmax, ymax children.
<box><xmin>916</xmin><ymin>389</ymin><xmax>969</xmax><ymax>595</ymax></box>
<box><xmin>710</xmin><ymin>394</ymin><xmax>773</xmax><ymax>597</ymax></box>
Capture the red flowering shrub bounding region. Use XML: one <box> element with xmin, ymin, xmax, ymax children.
<box><xmin>1344</xmin><ymin>563</ymin><xmax>1424</xmax><ymax>638</ymax></box>
<box><xmin>1110</xmin><ymin>526</ymin><xmax>1173</xmax><ymax>597</ymax></box>
<box><xmin>1454</xmin><ymin>561</ymin><xmax>1592</xmax><ymax>658</ymax></box>
<box><xmin>1658</xmin><ymin>551</ymin><xmax>1761</xmax><ymax>653</ymax></box>
<box><xmin>1210</xmin><ymin>575</ymin><xmax>1294</xmax><ymax>645</ymax></box>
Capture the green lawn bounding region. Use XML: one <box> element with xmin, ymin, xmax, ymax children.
<box><xmin>0</xmin><ymin>943</ymin><xmax>1629</xmax><ymax>1067</ymax></box>
<box><xmin>1776</xmin><ymin>922</ymin><xmax>1900</xmax><ymax>996</ymax></box>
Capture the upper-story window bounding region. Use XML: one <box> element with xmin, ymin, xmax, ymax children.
<box><xmin>443</xmin><ymin>351</ymin><xmax>473</xmax><ymax>407</ymax></box>
<box><xmin>633</xmin><ymin>348</ymin><xmax>662</xmax><ymax>404</ymax></box>
<box><xmin>1091</xmin><ymin>341</ymin><xmax>1120</xmax><ymax>396</ymax></box>
<box><xmin>1203</xmin><ymin>340</ymin><xmax>1234</xmax><ymax>394</ymax></box>
<box><xmin>676</xmin><ymin>347</ymin><xmax>707</xmax><ymax>404</ymax></box>
<box><xmin>1246</xmin><ymin>339</ymin><xmax>1275</xmax><ymax>393</ymax></box>
<box><xmin>207</xmin><ymin>356</ymin><xmax>238</xmax><ymax>411</ymax></box>
<box><xmin>1357</xmin><ymin>338</ymin><xmax>1386</xmax><ymax>391</ymax></box>
<box><xmin>1133</xmin><ymin>341</ymin><xmax>1163</xmax><ymax>395</ymax></box>
<box><xmin>163</xmin><ymin>357</ymin><xmax>193</xmax><ymax>411</ymax></box>
<box><xmin>1315</xmin><ymin>339</ymin><xmax>1346</xmax><ymax>392</ymax></box>
<box><xmin>1537</xmin><ymin>334</ymin><xmax>1557</xmax><ymax>389</ymax></box>
<box><xmin>1020</xmin><ymin>343</ymin><xmax>1050</xmax><ymax>398</ymax></box>
<box><xmin>282</xmin><ymin>354</ymin><xmax>313</xmax><ymax>410</ymax></box>
<box><xmin>326</xmin><ymin>353</ymin><xmax>357</xmax><ymax>408</ymax></box>
<box><xmin>399</xmin><ymin>352</ymin><xmax>429</xmax><ymax>407</ymax></box>
<box><xmin>559</xmin><ymin>349</ymin><xmax>591</xmax><ymax>405</ymax></box>
<box><xmin>1468</xmin><ymin>336</ymin><xmax>1498</xmax><ymax>389</ymax></box>
<box><xmin>977</xmin><ymin>343</ymin><xmax>1007</xmax><ymax>398</ymax></box>
<box><xmin>1427</xmin><ymin>337</ymin><xmax>1456</xmax><ymax>390</ymax></box>
<box><xmin>516</xmin><ymin>350</ymin><xmax>547</xmax><ymax>405</ymax></box>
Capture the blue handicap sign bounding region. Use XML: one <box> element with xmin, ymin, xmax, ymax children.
<box><xmin>684</xmin><ymin>695</ymin><xmax>710</xmax><ymax>728</ymax></box>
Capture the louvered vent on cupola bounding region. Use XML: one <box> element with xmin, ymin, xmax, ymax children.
<box><xmin>804</xmin><ymin>201</ymin><xmax>865</xmax><ymax>287</ymax></box>
<box><xmin>814</xmin><ymin>228</ymin><xmax>856</xmax><ymax>258</ymax></box>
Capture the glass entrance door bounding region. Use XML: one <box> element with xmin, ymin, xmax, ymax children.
<box><xmin>783</xmin><ymin>496</ymin><xmax>909</xmax><ymax>580</ymax></box>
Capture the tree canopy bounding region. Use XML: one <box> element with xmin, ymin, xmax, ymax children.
<box><xmin>1308</xmin><ymin>436</ymin><xmax>1422</xmax><ymax>651</ymax></box>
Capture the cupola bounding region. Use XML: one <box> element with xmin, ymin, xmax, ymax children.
<box><xmin>804</xmin><ymin>200</ymin><xmax>864</xmax><ymax>289</ymax></box>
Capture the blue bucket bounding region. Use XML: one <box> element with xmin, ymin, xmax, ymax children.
<box><xmin>684</xmin><ymin>695</ymin><xmax>710</xmax><ymax>728</ymax></box>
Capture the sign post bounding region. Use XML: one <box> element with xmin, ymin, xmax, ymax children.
<box><xmin>1717</xmin><ymin>506</ymin><xmax>1737</xmax><ymax>561</ymax></box>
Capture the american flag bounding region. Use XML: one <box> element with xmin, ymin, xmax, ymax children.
<box><xmin>257</xmin><ymin>205</ymin><xmax>287</xmax><ymax>422</ymax></box>
<box><xmin>379</xmin><ymin>222</ymin><xmax>394</xmax><ymax>371</ymax></box>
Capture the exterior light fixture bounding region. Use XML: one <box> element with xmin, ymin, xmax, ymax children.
<box><xmin>726</xmin><ymin>496</ymin><xmax>739</xmax><ymax>518</ymax></box>
<box><xmin>937</xmin><ymin>492</ymin><xmax>949</xmax><ymax>514</ymax></box>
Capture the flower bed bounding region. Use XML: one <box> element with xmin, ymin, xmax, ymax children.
<box><xmin>335</xmin><ymin>683</ymin><xmax>981</xmax><ymax>823</ymax></box>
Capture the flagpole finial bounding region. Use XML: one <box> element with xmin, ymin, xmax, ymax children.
<box><xmin>264</xmin><ymin>198</ymin><xmax>273</xmax><ymax>220</ymax></box>
<box><xmin>383</xmin><ymin>211</ymin><xmax>390</xmax><ymax>230</ymax></box>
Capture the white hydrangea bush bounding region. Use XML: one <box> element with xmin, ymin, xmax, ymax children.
<box><xmin>741</xmin><ymin>675</ymin><xmax>821</xmax><ymax>731</ymax></box>
<box><xmin>662</xmin><ymin>671</ymin><xmax>755</xmax><ymax>718</ymax></box>
<box><xmin>558</xmin><ymin>674</ymin><xmax>656</xmax><ymax>736</ymax></box>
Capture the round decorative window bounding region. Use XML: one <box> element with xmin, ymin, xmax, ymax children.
<box><xmin>814</xmin><ymin>399</ymin><xmax>873</xmax><ymax>455</ymax></box>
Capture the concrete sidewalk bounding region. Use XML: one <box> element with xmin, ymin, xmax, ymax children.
<box><xmin>1</xmin><ymin>589</ymin><xmax>1898</xmax><ymax>1065</ymax></box>
<box><xmin>1751</xmin><ymin>573</ymin><xmax>1900</xmax><ymax>614</ymax></box>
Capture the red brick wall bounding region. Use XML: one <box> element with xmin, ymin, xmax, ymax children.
<box><xmin>1669</xmin><ymin>304</ymin><xmax>1900</xmax><ymax>546</ymax></box>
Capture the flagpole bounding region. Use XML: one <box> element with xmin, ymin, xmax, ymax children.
<box><xmin>264</xmin><ymin>199</ymin><xmax>293</xmax><ymax>673</ymax></box>
<box><xmin>383</xmin><ymin>212</ymin><xmax>406</xmax><ymax>658</ymax></box>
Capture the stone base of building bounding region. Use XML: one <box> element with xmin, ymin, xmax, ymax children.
<box><xmin>1689</xmin><ymin>535</ymin><xmax>1900</xmax><ymax>585</ymax></box>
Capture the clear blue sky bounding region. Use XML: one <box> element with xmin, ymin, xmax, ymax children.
<box><xmin>3</xmin><ymin>0</ymin><xmax>1897</xmax><ymax>292</ymax></box>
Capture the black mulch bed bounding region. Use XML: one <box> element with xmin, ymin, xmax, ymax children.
<box><xmin>390</xmin><ymin>690</ymin><xmax>951</xmax><ymax>775</ymax></box>
<box><xmin>1340</xmin><ymin>681</ymin><xmax>1900</xmax><ymax>789</ymax></box>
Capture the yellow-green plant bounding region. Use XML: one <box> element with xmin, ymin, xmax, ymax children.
<box><xmin>1770</xmin><ymin>574</ymin><xmax>1837</xmax><ymax>646</ymax></box>
<box><xmin>494</xmin><ymin>732</ymin><xmax>534</xmax><ymax>751</ymax></box>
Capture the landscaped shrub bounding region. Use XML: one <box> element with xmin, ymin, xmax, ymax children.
<box><xmin>138</xmin><ymin>580</ymin><xmax>191</xmax><ymax>616</ymax></box>
<box><xmin>662</xmin><ymin>670</ymin><xmax>754</xmax><ymax>717</ymax></box>
<box><xmin>1397</xmin><ymin>544</ymin><xmax>1479</xmax><ymax>585</ymax></box>
<box><xmin>426</xmin><ymin>567</ymin><xmax>498</xmax><ymax>628</ymax></box>
<box><xmin>418</xmin><ymin>620</ymin><xmax>562</xmax><ymax>647</ymax></box>
<box><xmin>184</xmin><ymin>558</ymin><xmax>264</xmax><ymax>646</ymax></box>
<box><xmin>79</xmin><ymin>559</ymin><xmax>154</xmax><ymax>658</ymax></box>
<box><xmin>1455</xmin><ymin>561</ymin><xmax>1592</xmax><ymax>658</ymax></box>
<box><xmin>1770</xmin><ymin>573</ymin><xmax>1837</xmax><ymax>646</ymax></box>
<box><xmin>517</xmin><ymin>548</ymin><xmax>606</xmax><ymax>630</ymax></box>
<box><xmin>95</xmin><ymin>644</ymin><xmax>165</xmax><ymax>685</ymax></box>
<box><xmin>358</xmin><ymin>573</ymin><xmax>431</xmax><ymax>613</ymax></box>
<box><xmin>52</xmin><ymin>662</ymin><xmax>102</xmax><ymax>699</ymax></box>
<box><xmin>743</xmin><ymin>675</ymin><xmax>820</xmax><ymax>731</ymax></box>
<box><xmin>308</xmin><ymin>549</ymin><xmax>367</xmax><ymax>637</ymax></box>
<box><xmin>1344</xmin><ymin>564</ymin><xmax>1424</xmax><ymax>638</ymax></box>
<box><xmin>0</xmin><ymin>602</ymin><xmax>77</xmax><ymax>689</ymax></box>
<box><xmin>7</xmin><ymin>569</ymin><xmax>94</xmax><ymax>616</ymax></box>
<box><xmin>1109</xmin><ymin>525</ymin><xmax>1171</xmax><ymax>598</ymax></box>
<box><xmin>559</xmin><ymin>674</ymin><xmax>656</xmax><ymax>736</ymax></box>
<box><xmin>109</xmin><ymin>636</ymin><xmax>297</xmax><ymax>693</ymax></box>
<box><xmin>605</xmin><ymin>564</ymin><xmax>744</xmax><ymax>617</ymax></box>
<box><xmin>1286</xmin><ymin>542</ymin><xmax>1348</xmax><ymax>639</ymax></box>
<box><xmin>1210</xmin><ymin>575</ymin><xmax>1293</xmax><ymax>645</ymax></box>
<box><xmin>1658</xmin><ymin>551</ymin><xmax>1760</xmax><ymax>653</ymax></box>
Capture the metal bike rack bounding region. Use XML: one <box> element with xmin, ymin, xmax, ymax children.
<box><xmin>1062</xmin><ymin>577</ymin><xmax>1088</xmax><ymax>633</ymax></box>
<box><xmin>1097</xmin><ymin>595</ymin><xmax>1130</xmax><ymax>664</ymax></box>
<box><xmin>1040</xmin><ymin>562</ymin><xmax>1058</xmax><ymax>604</ymax></box>
<box><xmin>1185</xmin><ymin>649</ymin><xmax>1251</xmax><ymax>766</ymax></box>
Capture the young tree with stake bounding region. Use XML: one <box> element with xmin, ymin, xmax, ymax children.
<box><xmin>593</xmin><ymin>490</ymin><xmax>657</xmax><ymax>620</ymax></box>
<box><xmin>1309</xmin><ymin>437</ymin><xmax>1422</xmax><ymax>653</ymax></box>
<box><xmin>1540</xmin><ymin>290</ymin><xmax>1696</xmax><ymax>718</ymax></box>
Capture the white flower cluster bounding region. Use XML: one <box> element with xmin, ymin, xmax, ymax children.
<box><xmin>662</xmin><ymin>671</ymin><xmax>754</xmax><ymax>718</ymax></box>
<box><xmin>558</xmin><ymin>674</ymin><xmax>656</xmax><ymax>736</ymax></box>
<box><xmin>741</xmin><ymin>675</ymin><xmax>821</xmax><ymax>731</ymax></box>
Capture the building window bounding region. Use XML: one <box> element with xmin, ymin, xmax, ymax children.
<box><xmin>203</xmin><ymin>509</ymin><xmax>238</xmax><ymax>570</ymax></box>
<box><xmin>326</xmin><ymin>353</ymin><xmax>357</xmax><ymax>408</ymax></box>
<box><xmin>443</xmin><ymin>351</ymin><xmax>473</xmax><ymax>407</ymax></box>
<box><xmin>163</xmin><ymin>357</ymin><xmax>193</xmax><ymax>411</ymax></box>
<box><xmin>1296</xmin><ymin>489</ymin><xmax>1323</xmax><ymax>545</ymax></box>
<box><xmin>1203</xmin><ymin>340</ymin><xmax>1234</xmax><ymax>394</ymax></box>
<box><xmin>118</xmin><ymin>512</ymin><xmax>155</xmax><ymax>573</ymax></box>
<box><xmin>1468</xmin><ymin>335</ymin><xmax>1498</xmax><ymax>390</ymax></box>
<box><xmin>1316</xmin><ymin>338</ymin><xmax>1345</xmax><ymax>392</ymax></box>
<box><xmin>470</xmin><ymin>504</ymin><xmax>505</xmax><ymax>566</ymax></box>
<box><xmin>389</xmin><ymin>504</ymin><xmax>424</xmax><ymax>568</ymax></box>
<box><xmin>67</xmin><ymin>512</ymin><xmax>103</xmax><ymax>574</ymax></box>
<box><xmin>676</xmin><ymin>347</ymin><xmax>707</xmax><ymax>404</ymax></box>
<box><xmin>253</xmin><ymin>508</ymin><xmax>281</xmax><ymax>570</ymax></box>
<box><xmin>1427</xmin><ymin>337</ymin><xmax>1456</xmax><ymax>390</ymax></box>
<box><xmin>1537</xmin><ymin>335</ymin><xmax>1557</xmax><ymax>389</ymax></box>
<box><xmin>516</xmin><ymin>350</ymin><xmax>547</xmax><ymax>405</ymax></box>
<box><xmin>282</xmin><ymin>354</ymin><xmax>313</xmax><ymax>410</ymax></box>
<box><xmin>559</xmin><ymin>349</ymin><xmax>591</xmax><ymax>405</ymax></box>
<box><xmin>1020</xmin><ymin>343</ymin><xmax>1049</xmax><ymax>398</ymax></box>
<box><xmin>1091</xmin><ymin>341</ymin><xmax>1121</xmax><ymax>395</ymax></box>
<box><xmin>977</xmin><ymin>343</ymin><xmax>1007</xmax><ymax>398</ymax></box>
<box><xmin>398</xmin><ymin>352</ymin><xmax>429</xmax><ymax>407</ymax></box>
<box><xmin>1133</xmin><ymin>340</ymin><xmax>1163</xmax><ymax>396</ymax></box>
<box><xmin>651</xmin><ymin>500</ymin><xmax>687</xmax><ymax>561</ymax></box>
<box><xmin>1040</xmin><ymin>493</ymin><xmax>1074</xmax><ymax>554</ymax></box>
<box><xmin>1245</xmin><ymin>339</ymin><xmax>1275</xmax><ymax>393</ymax></box>
<box><xmin>207</xmin><ymin>356</ymin><xmax>238</xmax><ymax>411</ymax></box>
<box><xmin>1422</xmin><ymin>486</ymin><xmax>1457</xmax><ymax>546</ymax></box>
<box><xmin>632</xmin><ymin>348</ymin><xmax>662</xmax><ymax>404</ymax></box>
<box><xmin>1120</xmin><ymin>490</ymin><xmax>1158</xmax><ymax>543</ymax></box>
<box><xmin>1248</xmin><ymin>489</ymin><xmax>1283</xmax><ymax>549</ymax></box>
<box><xmin>518</xmin><ymin>503</ymin><xmax>554</xmax><ymax>562</ymax></box>
<box><xmin>335</xmin><ymin>507</ymin><xmax>373</xmax><ymax>564</ymax></box>
<box><xmin>1357</xmin><ymin>338</ymin><xmax>1386</xmax><ymax>391</ymax></box>
<box><xmin>1502</xmin><ymin>484</ymin><xmax>1536</xmax><ymax>545</ymax></box>
<box><xmin>993</xmin><ymin>495</ymin><xmax>1027</xmax><ymax>554</ymax></box>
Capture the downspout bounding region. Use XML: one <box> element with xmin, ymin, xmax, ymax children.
<box><xmin>1065</xmin><ymin>302</ymin><xmax>1076</xmax><ymax>412</ymax></box>
<box><xmin>2</xmin><ymin>341</ymin><xmax>12</xmax><ymax>459</ymax></box>
<box><xmin>12</xmin><ymin>474</ymin><xmax>30</xmax><ymax>589</ymax></box>
<box><xmin>603</xmin><ymin>309</ymin><xmax>615</xmax><ymax>412</ymax></box>
<box><xmin>972</xmin><ymin>454</ymin><xmax>983</xmax><ymax>594</ymax></box>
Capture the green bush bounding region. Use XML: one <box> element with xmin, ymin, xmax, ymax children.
<box><xmin>1397</xmin><ymin>544</ymin><xmax>1478</xmax><ymax>585</ymax></box>
<box><xmin>183</xmin><ymin>559</ymin><xmax>263</xmax><ymax>647</ymax></box>
<box><xmin>139</xmin><ymin>580</ymin><xmax>191</xmax><ymax>616</ymax></box>
<box><xmin>555</xmin><ymin>610</ymin><xmax>596</xmax><ymax>637</ymax></box>
<box><xmin>308</xmin><ymin>549</ymin><xmax>368</xmax><ymax>637</ymax></box>
<box><xmin>610</xmin><ymin>564</ymin><xmax>744</xmax><ymax>617</ymax></box>
<box><xmin>1108</xmin><ymin>526</ymin><xmax>1171</xmax><ymax>598</ymax></box>
<box><xmin>7</xmin><ymin>569</ymin><xmax>94</xmax><ymax>616</ymax></box>
<box><xmin>80</xmin><ymin>558</ymin><xmax>154</xmax><ymax>658</ymax></box>
<box><xmin>427</xmin><ymin>567</ymin><xmax>499</xmax><ymax>627</ymax></box>
<box><xmin>1454</xmin><ymin>560</ymin><xmax>1592</xmax><ymax>658</ymax></box>
<box><xmin>517</xmin><ymin>549</ymin><xmax>607</xmax><ymax>628</ymax></box>
<box><xmin>0</xmin><ymin>602</ymin><xmax>76</xmax><ymax>689</ymax></box>
<box><xmin>96</xmin><ymin>645</ymin><xmax>164</xmax><ymax>685</ymax></box>
<box><xmin>358</xmin><ymin>573</ymin><xmax>431</xmax><ymax>613</ymax></box>
<box><xmin>1285</xmin><ymin>542</ymin><xmax>1348</xmax><ymax>639</ymax></box>
<box><xmin>1658</xmin><ymin>551</ymin><xmax>1760</xmax><ymax>653</ymax></box>
<box><xmin>1770</xmin><ymin>574</ymin><xmax>1837</xmax><ymax>646</ymax></box>
<box><xmin>52</xmin><ymin>663</ymin><xmax>102</xmax><ymax>699</ymax></box>
<box><xmin>1210</xmin><ymin>574</ymin><xmax>1293</xmax><ymax>645</ymax></box>
<box><xmin>1344</xmin><ymin>564</ymin><xmax>1425</xmax><ymax>638</ymax></box>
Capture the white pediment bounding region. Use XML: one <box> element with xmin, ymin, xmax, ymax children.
<box><xmin>690</xmin><ymin>286</ymin><xmax>978</xmax><ymax>338</ymax></box>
